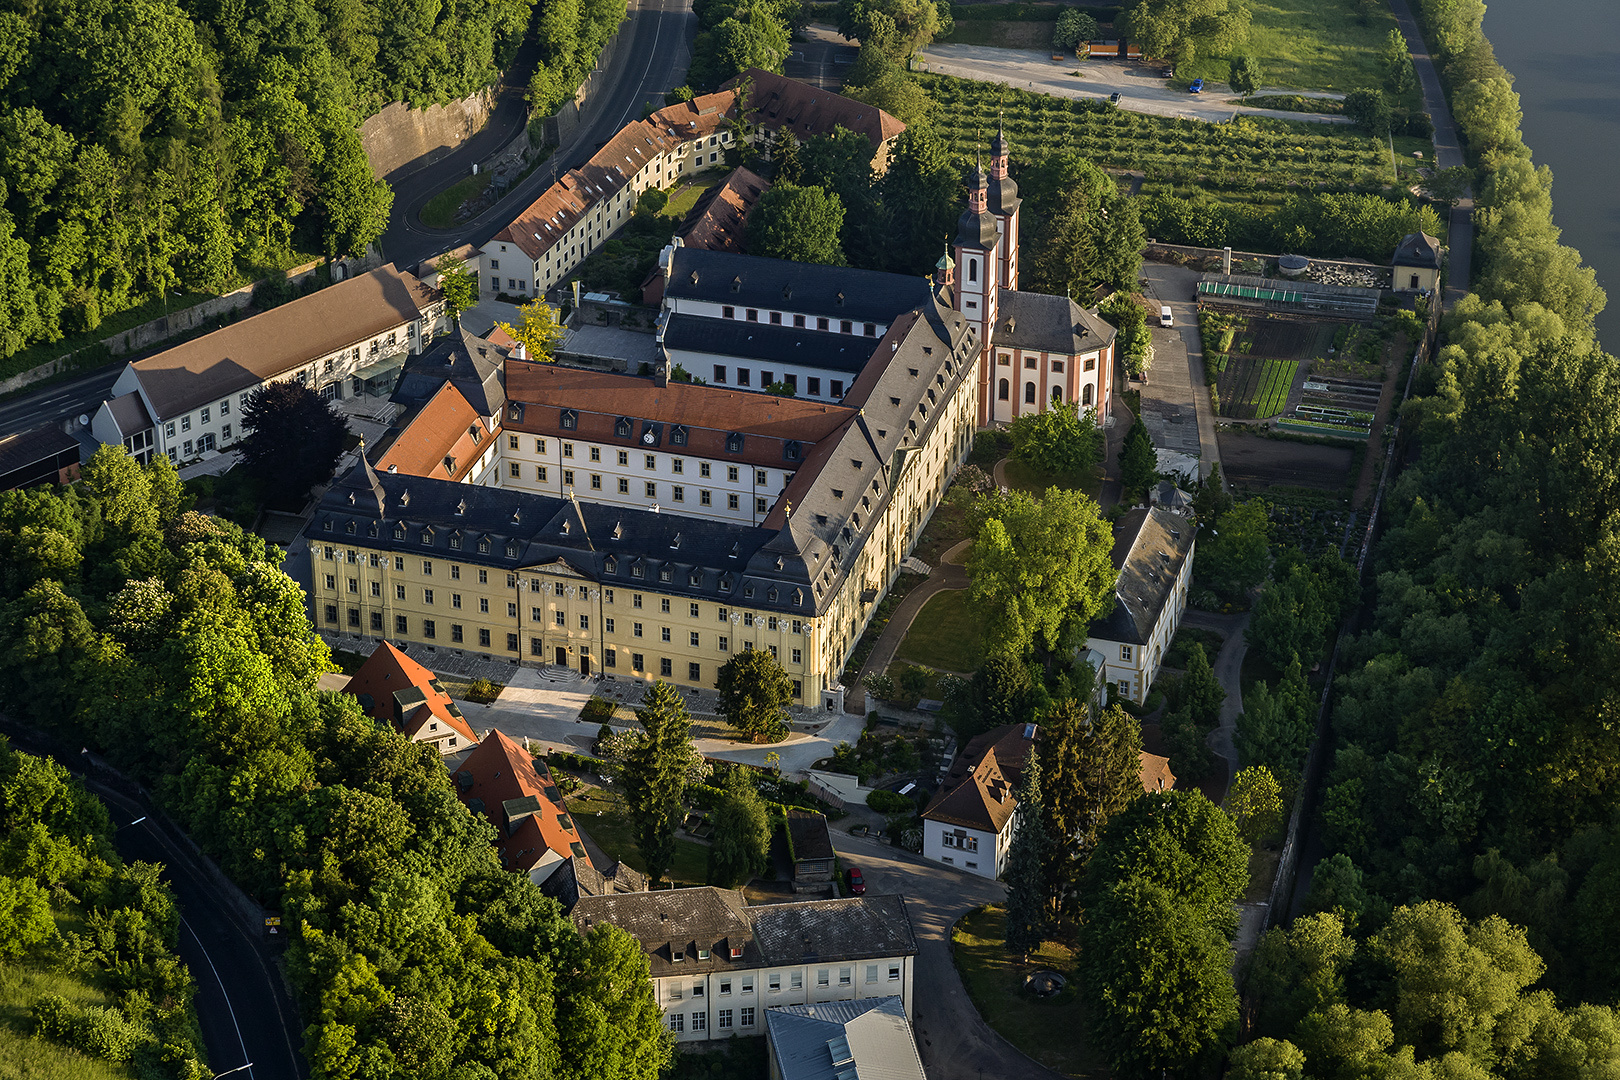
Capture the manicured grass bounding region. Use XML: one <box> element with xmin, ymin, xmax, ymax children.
<box><xmin>0</xmin><ymin>961</ymin><xmax>140</xmax><ymax>1080</ymax></box>
<box><xmin>950</xmin><ymin>905</ymin><xmax>1106</xmax><ymax>1078</ymax></box>
<box><xmin>1180</xmin><ymin>0</ymin><xmax>1403</xmax><ymax>91</ymax></box>
<box><xmin>893</xmin><ymin>589</ymin><xmax>986</xmax><ymax>674</ymax></box>
<box><xmin>421</xmin><ymin>171</ymin><xmax>493</xmax><ymax>228</ymax></box>
<box><xmin>567</xmin><ymin>787</ymin><xmax>710</xmax><ymax>885</ymax></box>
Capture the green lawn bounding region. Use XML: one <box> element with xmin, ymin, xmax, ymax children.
<box><xmin>0</xmin><ymin>960</ymin><xmax>141</xmax><ymax>1080</ymax></box>
<box><xmin>567</xmin><ymin>787</ymin><xmax>710</xmax><ymax>885</ymax></box>
<box><xmin>893</xmin><ymin>589</ymin><xmax>986</xmax><ymax>674</ymax></box>
<box><xmin>1181</xmin><ymin>0</ymin><xmax>1403</xmax><ymax>91</ymax></box>
<box><xmin>421</xmin><ymin>171</ymin><xmax>493</xmax><ymax>228</ymax></box>
<box><xmin>951</xmin><ymin>905</ymin><xmax>1106</xmax><ymax>1078</ymax></box>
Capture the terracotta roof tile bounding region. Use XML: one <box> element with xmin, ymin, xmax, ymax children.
<box><xmin>452</xmin><ymin>729</ymin><xmax>586</xmax><ymax>872</ymax></box>
<box><xmin>342</xmin><ymin>641</ymin><xmax>478</xmax><ymax>746</ymax></box>
<box><xmin>376</xmin><ymin>381</ymin><xmax>495</xmax><ymax>483</ymax></box>
<box><xmin>725</xmin><ymin>68</ymin><xmax>904</xmax><ymax>148</ymax></box>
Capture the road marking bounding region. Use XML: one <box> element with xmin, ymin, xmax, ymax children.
<box><xmin>182</xmin><ymin>914</ymin><xmax>253</xmax><ymax>1079</ymax></box>
<box><xmin>612</xmin><ymin>0</ymin><xmax>671</xmax><ymax>132</ymax></box>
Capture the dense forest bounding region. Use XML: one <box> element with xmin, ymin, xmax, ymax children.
<box><xmin>0</xmin><ymin>448</ymin><xmax>671</xmax><ymax>1080</ymax></box>
<box><xmin>0</xmin><ymin>0</ymin><xmax>622</xmax><ymax>363</ymax></box>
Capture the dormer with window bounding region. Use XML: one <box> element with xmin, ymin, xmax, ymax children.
<box><xmin>631</xmin><ymin>560</ymin><xmax>645</xmax><ymax>578</ymax></box>
<box><xmin>506</xmin><ymin>542</ymin><xmax>518</xmax><ymax>558</ymax></box>
<box><xmin>422</xmin><ymin>526</ymin><xmax>435</xmax><ymax>544</ymax></box>
<box><xmin>449</xmin><ymin>531</ymin><xmax>463</xmax><ymax>549</ymax></box>
<box><xmin>784</xmin><ymin>440</ymin><xmax>801</xmax><ymax>462</ymax></box>
<box><xmin>670</xmin><ymin>425</ymin><xmax>689</xmax><ymax>446</ymax></box>
<box><xmin>659</xmin><ymin>566</ymin><xmax>673</xmax><ymax>583</ymax></box>
<box><xmin>478</xmin><ymin>537</ymin><xmax>491</xmax><ymax>554</ymax></box>
<box><xmin>560</xmin><ymin>409</ymin><xmax>578</xmax><ymax>430</ymax></box>
<box><xmin>605</xmin><ymin>555</ymin><xmax>618</xmax><ymax>574</ymax></box>
<box><xmin>469</xmin><ymin>425</ymin><xmax>482</xmax><ymax>444</ymax></box>
<box><xmin>615</xmin><ymin>416</ymin><xmax>633</xmax><ymax>438</ymax></box>
<box><xmin>346</xmin><ymin>520</ymin><xmax>356</xmax><ymax>534</ymax></box>
<box><xmin>392</xmin><ymin>524</ymin><xmax>404</xmax><ymax>540</ymax></box>
<box><xmin>726</xmin><ymin>432</ymin><xmax>744</xmax><ymax>453</ymax></box>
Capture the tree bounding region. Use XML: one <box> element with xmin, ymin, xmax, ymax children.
<box><xmin>1193</xmin><ymin>461</ymin><xmax>1233</xmax><ymax>523</ymax></box>
<box><xmin>556</xmin><ymin>924</ymin><xmax>675</xmax><ymax>1080</ymax></box>
<box><xmin>1010</xmin><ymin>406</ymin><xmax>1102</xmax><ymax>476</ymax></box>
<box><xmin>1235</xmin><ymin>657</ymin><xmax>1314</xmax><ymax>778</ymax></box>
<box><xmin>1120</xmin><ymin>0</ymin><xmax>1251</xmax><ymax>68</ymax></box>
<box><xmin>746</xmin><ymin>182</ymin><xmax>846</xmax><ymax>266</ymax></box>
<box><xmin>1343</xmin><ymin>88</ymin><xmax>1393</xmax><ymax>137</ymax></box>
<box><xmin>1197</xmin><ymin>498</ymin><xmax>1271</xmax><ymax>598</ymax></box>
<box><xmin>1081</xmin><ymin>789</ymin><xmax>1250</xmax><ymax>913</ymax></box>
<box><xmin>1245</xmin><ymin>912</ymin><xmax>1356</xmax><ymax>1039</ymax></box>
<box><xmin>1022</xmin><ymin>153</ymin><xmax>1144</xmax><ymax>297</ymax></box>
<box><xmin>1226</xmin><ymin>765</ymin><xmax>1284</xmax><ymax>843</ymax></box>
<box><xmin>772</xmin><ymin>133</ymin><xmax>803</xmax><ymax>184</ymax></box>
<box><xmin>497</xmin><ymin>299</ymin><xmax>566</xmax><ymax>361</ymax></box>
<box><xmin>947</xmin><ymin>654</ymin><xmax>1036</xmax><ymax>741</ymax></box>
<box><xmin>621</xmin><ymin>682</ymin><xmax>694</xmax><ymax>884</ymax></box>
<box><xmin>1120</xmin><ymin>418</ymin><xmax>1158</xmax><ymax>501</ymax></box>
<box><xmin>1003</xmin><ymin>748</ymin><xmax>1049</xmax><ymax>955</ymax></box>
<box><xmin>1227</xmin><ymin>1038</ymin><xmax>1306</xmax><ymax>1080</ymax></box>
<box><xmin>237</xmin><ymin>381</ymin><xmax>348</xmax><ymax>509</ymax></box>
<box><xmin>707</xmin><ymin>768</ymin><xmax>772</xmax><ymax>886</ymax></box>
<box><xmin>436</xmin><ymin>255</ymin><xmax>478</xmax><ymax>323</ymax></box>
<box><xmin>0</xmin><ymin>874</ymin><xmax>57</xmax><ymax>959</ymax></box>
<box><xmin>1041</xmin><ymin>700</ymin><xmax>1144</xmax><ymax>909</ymax></box>
<box><xmin>1421</xmin><ymin>166</ymin><xmax>1473</xmax><ymax>207</ymax></box>
<box><xmin>1054</xmin><ymin>8</ymin><xmax>1099</xmax><ymax>51</ymax></box>
<box><xmin>967</xmin><ymin>488</ymin><xmax>1117</xmax><ymax>658</ymax></box>
<box><xmin>1230</xmin><ymin>54</ymin><xmax>1262</xmax><ymax>97</ymax></box>
<box><xmin>873</xmin><ymin>126</ymin><xmax>960</xmax><ymax>274</ymax></box>
<box><xmin>716</xmin><ymin>648</ymin><xmax>793</xmax><ymax>742</ymax></box>
<box><xmin>1382</xmin><ymin>28</ymin><xmax>1415</xmax><ymax>98</ymax></box>
<box><xmin>1180</xmin><ymin>641</ymin><xmax>1225</xmax><ymax>726</ymax></box>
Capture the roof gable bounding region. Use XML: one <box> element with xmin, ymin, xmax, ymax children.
<box><xmin>452</xmin><ymin>729</ymin><xmax>585</xmax><ymax>871</ymax></box>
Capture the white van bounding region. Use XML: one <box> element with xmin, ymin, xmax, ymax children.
<box><xmin>1159</xmin><ymin>305</ymin><xmax>1174</xmax><ymax>327</ymax></box>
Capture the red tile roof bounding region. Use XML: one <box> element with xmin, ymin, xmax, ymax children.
<box><xmin>680</xmin><ymin>167</ymin><xmax>770</xmax><ymax>253</ymax></box>
<box><xmin>452</xmin><ymin>730</ymin><xmax>587</xmax><ymax>873</ymax></box>
<box><xmin>504</xmin><ymin>361</ymin><xmax>855</xmax><ymax>469</ymax></box>
<box><xmin>725</xmin><ymin>69</ymin><xmax>905</xmax><ymax>148</ymax></box>
<box><xmin>1139</xmin><ymin>751</ymin><xmax>1176</xmax><ymax>793</ymax></box>
<box><xmin>376</xmin><ymin>381</ymin><xmax>495</xmax><ymax>483</ymax></box>
<box><xmin>342</xmin><ymin>642</ymin><xmax>478</xmax><ymax>747</ymax></box>
<box><xmin>923</xmin><ymin>723</ymin><xmax>1037</xmax><ymax>833</ymax></box>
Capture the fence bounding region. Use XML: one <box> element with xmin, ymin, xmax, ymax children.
<box><xmin>1264</xmin><ymin>296</ymin><xmax>1439</xmax><ymax>928</ymax></box>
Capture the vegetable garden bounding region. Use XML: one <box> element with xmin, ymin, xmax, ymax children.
<box><xmin>1219</xmin><ymin>358</ymin><xmax>1299</xmax><ymax>419</ymax></box>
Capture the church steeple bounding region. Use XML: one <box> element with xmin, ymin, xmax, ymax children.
<box><xmin>984</xmin><ymin>121</ymin><xmax>1022</xmax><ymax>291</ymax></box>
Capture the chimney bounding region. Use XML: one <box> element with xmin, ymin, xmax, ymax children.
<box><xmin>1222</xmin><ymin>247</ymin><xmax>1233</xmax><ymax>276</ymax></box>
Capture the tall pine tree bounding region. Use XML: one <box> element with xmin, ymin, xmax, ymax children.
<box><xmin>622</xmin><ymin>681</ymin><xmax>693</xmax><ymax>883</ymax></box>
<box><xmin>1041</xmin><ymin>700</ymin><xmax>1145</xmax><ymax>914</ymax></box>
<box><xmin>1003</xmin><ymin>747</ymin><xmax>1050</xmax><ymax>957</ymax></box>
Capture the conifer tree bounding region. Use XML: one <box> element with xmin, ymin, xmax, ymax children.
<box><xmin>622</xmin><ymin>682</ymin><xmax>693</xmax><ymax>884</ymax></box>
<box><xmin>1003</xmin><ymin>748</ymin><xmax>1050</xmax><ymax>957</ymax></box>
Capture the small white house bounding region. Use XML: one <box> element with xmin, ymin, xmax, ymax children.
<box><xmin>1085</xmin><ymin>507</ymin><xmax>1197</xmax><ymax>705</ymax></box>
<box><xmin>920</xmin><ymin>724</ymin><xmax>1039</xmax><ymax>879</ymax></box>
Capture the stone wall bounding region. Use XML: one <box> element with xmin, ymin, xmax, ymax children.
<box><xmin>360</xmin><ymin>90</ymin><xmax>496</xmax><ymax>182</ymax></box>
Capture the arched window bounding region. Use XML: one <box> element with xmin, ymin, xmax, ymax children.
<box><xmin>968</xmin><ymin>259</ymin><xmax>978</xmax><ymax>283</ymax></box>
<box><xmin>1082</xmin><ymin>384</ymin><xmax>1094</xmax><ymax>406</ymax></box>
<box><xmin>1051</xmin><ymin>386</ymin><xmax>1063</xmax><ymax>402</ymax></box>
<box><xmin>1024</xmin><ymin>382</ymin><xmax>1036</xmax><ymax>404</ymax></box>
<box><xmin>998</xmin><ymin>378</ymin><xmax>1010</xmax><ymax>401</ymax></box>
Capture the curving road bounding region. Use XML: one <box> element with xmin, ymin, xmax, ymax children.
<box><xmin>379</xmin><ymin>0</ymin><xmax>696</xmax><ymax>272</ymax></box>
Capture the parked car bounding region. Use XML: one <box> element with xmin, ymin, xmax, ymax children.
<box><xmin>1161</xmin><ymin>66</ymin><xmax>1175</xmax><ymax>78</ymax></box>
<box><xmin>1160</xmin><ymin>305</ymin><xmax>1174</xmax><ymax>327</ymax></box>
<box><xmin>846</xmin><ymin>866</ymin><xmax>866</xmax><ymax>895</ymax></box>
<box><xmin>1108</xmin><ymin>92</ymin><xmax>1121</xmax><ymax>104</ymax></box>
<box><xmin>1189</xmin><ymin>78</ymin><xmax>1204</xmax><ymax>93</ymax></box>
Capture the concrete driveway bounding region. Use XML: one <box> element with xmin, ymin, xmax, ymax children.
<box><xmin>1138</xmin><ymin>260</ymin><xmax>1221</xmax><ymax>480</ymax></box>
<box><xmin>915</xmin><ymin>45</ymin><xmax>1349</xmax><ymax>126</ymax></box>
<box><xmin>832</xmin><ymin>834</ymin><xmax>1067</xmax><ymax>1080</ymax></box>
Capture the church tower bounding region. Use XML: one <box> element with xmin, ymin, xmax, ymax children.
<box><xmin>953</xmin><ymin>158</ymin><xmax>1001</xmax><ymax>427</ymax></box>
<box><xmin>987</xmin><ymin>122</ymin><xmax>1022</xmax><ymax>290</ymax></box>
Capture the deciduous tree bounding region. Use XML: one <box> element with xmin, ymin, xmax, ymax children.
<box><xmin>707</xmin><ymin>767</ymin><xmax>772</xmax><ymax>886</ymax></box>
<box><xmin>435</xmin><ymin>254</ymin><xmax>479</xmax><ymax>323</ymax></box>
<box><xmin>716</xmin><ymin>648</ymin><xmax>794</xmax><ymax>742</ymax></box>
<box><xmin>238</xmin><ymin>380</ymin><xmax>349</xmax><ymax>509</ymax></box>
<box><xmin>1010</xmin><ymin>405</ymin><xmax>1103</xmax><ymax>476</ymax></box>
<box><xmin>1229</xmin><ymin>54</ymin><xmax>1262</xmax><ymax>97</ymax></box>
<box><xmin>497</xmin><ymin>298</ymin><xmax>566</xmax><ymax>361</ymax></box>
<box><xmin>746</xmin><ymin>182</ymin><xmax>847</xmax><ymax>266</ymax></box>
<box><xmin>1226</xmin><ymin>765</ymin><xmax>1284</xmax><ymax>843</ymax></box>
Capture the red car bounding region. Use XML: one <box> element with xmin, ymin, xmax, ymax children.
<box><xmin>846</xmin><ymin>867</ymin><xmax>866</xmax><ymax>895</ymax></box>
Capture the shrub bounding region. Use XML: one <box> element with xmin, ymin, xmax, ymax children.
<box><xmin>32</xmin><ymin>994</ymin><xmax>152</xmax><ymax>1064</ymax></box>
<box><xmin>582</xmin><ymin>696</ymin><xmax>616</xmax><ymax>723</ymax></box>
<box><xmin>465</xmin><ymin>678</ymin><xmax>502</xmax><ymax>703</ymax></box>
<box><xmin>866</xmin><ymin>789</ymin><xmax>917</xmax><ymax>814</ymax></box>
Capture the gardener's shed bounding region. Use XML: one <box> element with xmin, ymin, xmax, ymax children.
<box><xmin>787</xmin><ymin>810</ymin><xmax>836</xmax><ymax>884</ymax></box>
<box><xmin>1393</xmin><ymin>232</ymin><xmax>1443</xmax><ymax>293</ymax></box>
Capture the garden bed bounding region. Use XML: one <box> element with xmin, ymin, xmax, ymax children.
<box><xmin>1218</xmin><ymin>357</ymin><xmax>1298</xmax><ymax>419</ymax></box>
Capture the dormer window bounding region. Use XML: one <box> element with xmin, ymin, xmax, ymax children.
<box><xmin>323</xmin><ymin>520</ymin><xmax>332</xmax><ymax>532</ymax></box>
<box><xmin>561</xmin><ymin>409</ymin><xmax>578</xmax><ymax>430</ymax></box>
<box><xmin>671</xmin><ymin>425</ymin><xmax>688</xmax><ymax>446</ymax></box>
<box><xmin>719</xmin><ymin>577</ymin><xmax>732</xmax><ymax>593</ymax></box>
<box><xmin>615</xmin><ymin>416</ymin><xmax>633</xmax><ymax>438</ymax></box>
<box><xmin>509</xmin><ymin>403</ymin><xmax>523</xmax><ymax>421</ymax></box>
<box><xmin>632</xmin><ymin>561</ymin><xmax>645</xmax><ymax>578</ymax></box>
<box><xmin>456</xmin><ymin>499</ymin><xmax>467</xmax><ymax>517</ymax></box>
<box><xmin>422</xmin><ymin>527</ymin><xmax>434</xmax><ymax>544</ymax></box>
<box><xmin>605</xmin><ymin>555</ymin><xmax>618</xmax><ymax>574</ymax></box>
<box><xmin>673</xmin><ymin>949</ymin><xmax>685</xmax><ymax>962</ymax></box>
<box><xmin>443</xmin><ymin>455</ymin><xmax>457</xmax><ymax>475</ymax></box>
<box><xmin>393</xmin><ymin>524</ymin><xmax>405</xmax><ymax>540</ymax></box>
<box><xmin>670</xmin><ymin>532</ymin><xmax>683</xmax><ymax>550</ymax></box>
<box><xmin>792</xmin><ymin>588</ymin><xmax>803</xmax><ymax>606</ymax></box>
<box><xmin>659</xmin><ymin>566</ymin><xmax>673</xmax><ymax>582</ymax></box>
<box><xmin>346</xmin><ymin>521</ymin><xmax>356</xmax><ymax>534</ymax></box>
<box><xmin>767</xmin><ymin>587</ymin><xmax>777</xmax><ymax>602</ymax></box>
<box><xmin>689</xmin><ymin>570</ymin><xmax>702</xmax><ymax>586</ymax></box>
<box><xmin>726</xmin><ymin>432</ymin><xmax>744</xmax><ymax>453</ymax></box>
<box><xmin>449</xmin><ymin>532</ymin><xmax>462</xmax><ymax>549</ymax></box>
<box><xmin>478</xmin><ymin>538</ymin><xmax>491</xmax><ymax>554</ymax></box>
<box><xmin>698</xmin><ymin>948</ymin><xmax>711</xmax><ymax>960</ymax></box>
<box><xmin>506</xmin><ymin>542</ymin><xmax>518</xmax><ymax>558</ymax></box>
<box><xmin>784</xmin><ymin>440</ymin><xmax>801</xmax><ymax>462</ymax></box>
<box><xmin>730</xmin><ymin>946</ymin><xmax>743</xmax><ymax>959</ymax></box>
<box><xmin>469</xmin><ymin>425</ymin><xmax>482</xmax><ymax>443</ymax></box>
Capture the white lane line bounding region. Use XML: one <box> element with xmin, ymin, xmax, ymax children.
<box><xmin>612</xmin><ymin>0</ymin><xmax>671</xmax><ymax>132</ymax></box>
<box><xmin>182</xmin><ymin>915</ymin><xmax>253</xmax><ymax>1078</ymax></box>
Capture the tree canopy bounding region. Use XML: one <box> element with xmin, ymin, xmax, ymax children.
<box><xmin>622</xmin><ymin>681</ymin><xmax>695</xmax><ymax>884</ymax></box>
<box><xmin>716</xmin><ymin>647</ymin><xmax>794</xmax><ymax>742</ymax></box>
<box><xmin>496</xmin><ymin>298</ymin><xmax>566</xmax><ymax>361</ymax></box>
<box><xmin>238</xmin><ymin>380</ymin><xmax>348</xmax><ymax>508</ymax></box>
<box><xmin>747</xmin><ymin>182</ymin><xmax>847</xmax><ymax>266</ymax></box>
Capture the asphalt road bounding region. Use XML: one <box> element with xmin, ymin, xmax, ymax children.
<box><xmin>0</xmin><ymin>363</ymin><xmax>123</xmax><ymax>440</ymax></box>
<box><xmin>785</xmin><ymin>25</ymin><xmax>860</xmax><ymax>90</ymax></box>
<box><xmin>89</xmin><ymin>778</ymin><xmax>308</xmax><ymax>1080</ymax></box>
<box><xmin>380</xmin><ymin>0</ymin><xmax>696</xmax><ymax>273</ymax></box>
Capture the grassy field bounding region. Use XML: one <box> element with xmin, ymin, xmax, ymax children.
<box><xmin>920</xmin><ymin>73</ymin><xmax>1391</xmax><ymax>208</ymax></box>
<box><xmin>893</xmin><ymin>589</ymin><xmax>986</xmax><ymax>673</ymax></box>
<box><xmin>421</xmin><ymin>172</ymin><xmax>494</xmax><ymax>229</ymax></box>
<box><xmin>937</xmin><ymin>19</ymin><xmax>1055</xmax><ymax>47</ymax></box>
<box><xmin>1219</xmin><ymin>358</ymin><xmax>1298</xmax><ymax>418</ymax></box>
<box><xmin>567</xmin><ymin>786</ymin><xmax>710</xmax><ymax>885</ymax></box>
<box><xmin>0</xmin><ymin>962</ymin><xmax>140</xmax><ymax>1080</ymax></box>
<box><xmin>951</xmin><ymin>905</ymin><xmax>1106</xmax><ymax>1078</ymax></box>
<box><xmin>1181</xmin><ymin>0</ymin><xmax>1403</xmax><ymax>91</ymax></box>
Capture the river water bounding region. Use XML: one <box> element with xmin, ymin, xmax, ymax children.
<box><xmin>1482</xmin><ymin>0</ymin><xmax>1620</xmax><ymax>351</ymax></box>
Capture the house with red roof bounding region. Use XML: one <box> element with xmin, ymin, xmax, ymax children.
<box><xmin>451</xmin><ymin>729</ymin><xmax>592</xmax><ymax>885</ymax></box>
<box><xmin>342</xmin><ymin>641</ymin><xmax>479</xmax><ymax>755</ymax></box>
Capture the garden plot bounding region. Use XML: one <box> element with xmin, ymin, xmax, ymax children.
<box><xmin>1219</xmin><ymin>357</ymin><xmax>1299</xmax><ymax>419</ymax></box>
<box><xmin>1217</xmin><ymin>429</ymin><xmax>1355</xmax><ymax>492</ymax></box>
<box><xmin>1279</xmin><ymin>375</ymin><xmax>1380</xmax><ymax>438</ymax></box>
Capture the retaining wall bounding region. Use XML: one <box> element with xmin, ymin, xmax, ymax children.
<box><xmin>360</xmin><ymin>90</ymin><xmax>496</xmax><ymax>181</ymax></box>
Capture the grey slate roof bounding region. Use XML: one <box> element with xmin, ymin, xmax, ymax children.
<box><xmin>393</xmin><ymin>326</ymin><xmax>507</xmax><ymax>418</ymax></box>
<box><xmin>749</xmin><ymin>894</ymin><xmax>918</xmax><ymax>964</ymax></box>
<box><xmin>661</xmin><ymin>313</ymin><xmax>883</xmax><ymax>375</ymax></box>
<box><xmin>955</xmin><ymin>205</ymin><xmax>999</xmax><ymax>251</ymax></box>
<box><xmin>766</xmin><ymin>997</ymin><xmax>925</xmax><ymax>1080</ymax></box>
<box><xmin>1393</xmin><ymin>231</ymin><xmax>1443</xmax><ymax>268</ymax></box>
<box><xmin>307</xmin><ymin>462</ymin><xmax>818</xmax><ymax>615</ymax></box>
<box><xmin>995</xmin><ymin>289</ymin><xmax>1117</xmax><ymax>356</ymax></box>
<box><xmin>570</xmin><ymin>888</ymin><xmax>918</xmax><ymax>977</ymax></box>
<box><xmin>664</xmin><ymin>248</ymin><xmax>932</xmax><ymax>328</ymax></box>
<box><xmin>1088</xmin><ymin>507</ymin><xmax>1196</xmax><ymax>646</ymax></box>
<box><xmin>0</xmin><ymin>424</ymin><xmax>80</xmax><ymax>483</ymax></box>
<box><xmin>103</xmin><ymin>391</ymin><xmax>152</xmax><ymax>437</ymax></box>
